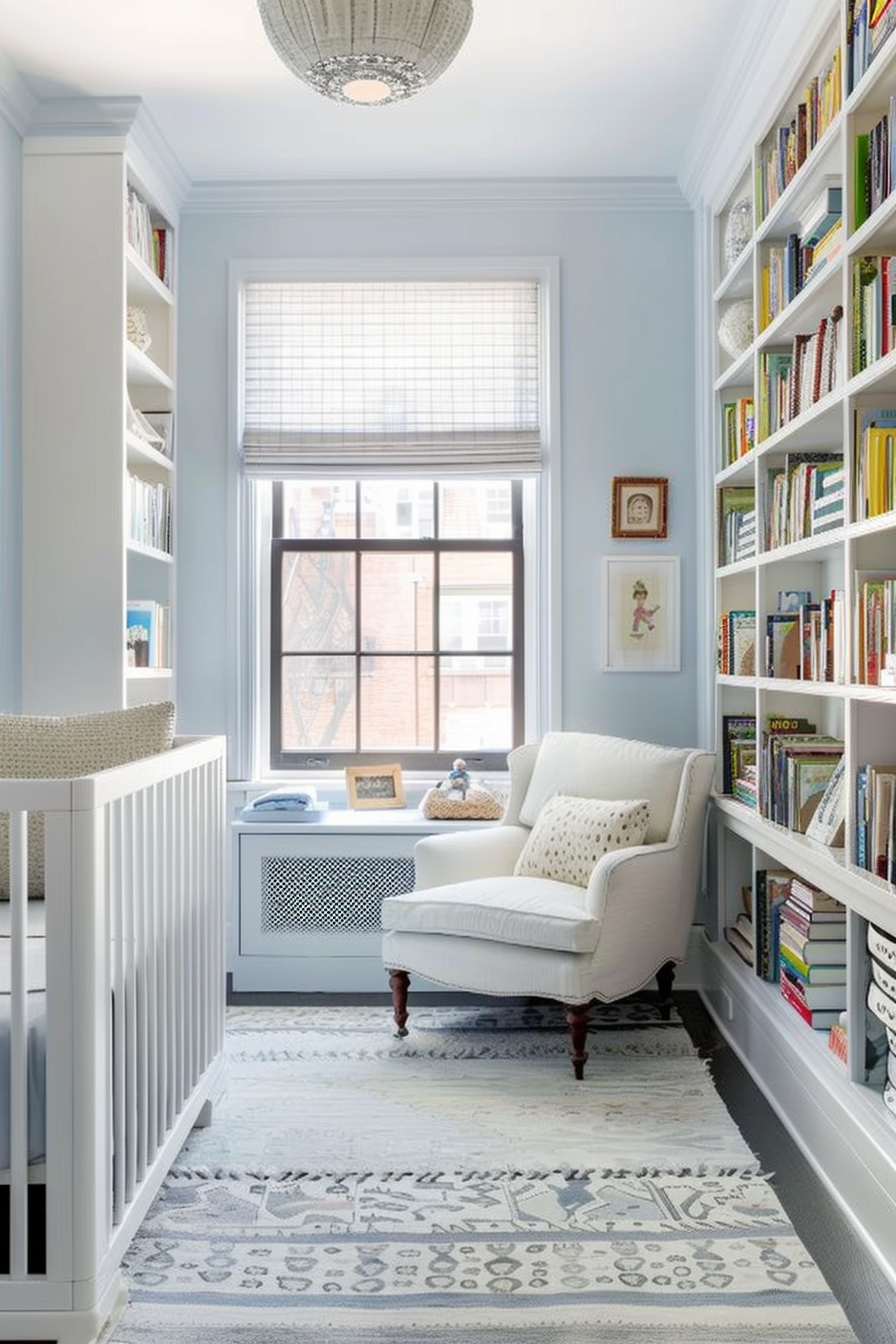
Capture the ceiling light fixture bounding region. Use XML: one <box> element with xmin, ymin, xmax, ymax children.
<box><xmin>257</xmin><ymin>0</ymin><xmax>473</xmax><ymax>106</ymax></box>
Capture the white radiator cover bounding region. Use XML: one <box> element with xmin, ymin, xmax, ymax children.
<box><xmin>233</xmin><ymin>816</ymin><xmax>469</xmax><ymax>991</ymax></box>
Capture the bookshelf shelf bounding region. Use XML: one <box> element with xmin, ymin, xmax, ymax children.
<box><xmin>126</xmin><ymin>432</ymin><xmax>173</xmax><ymax>472</ymax></box>
<box><xmin>705</xmin><ymin>0</ymin><xmax>896</xmax><ymax>1283</ymax></box>
<box><xmin>127</xmin><ymin>540</ymin><xmax>174</xmax><ymax>563</ymax></box>
<box><xmin>715</xmin><ymin>246</ymin><xmax>753</xmax><ymax>303</ymax></box>
<box><xmin>126</xmin><ymin>667</ymin><xmax>173</xmax><ymax>681</ymax></box>
<box><xmin>23</xmin><ymin>104</ymin><xmax>179</xmax><ymax>714</ymax></box>
<box><xmin>715</xmin><ymin>348</ymin><xmax>753</xmax><ymax>393</ymax></box>
<box><xmin>126</xmin><ymin>342</ymin><xmax>174</xmax><ymax>390</ymax></box>
<box><xmin>126</xmin><ymin>246</ymin><xmax>174</xmax><ymax>306</ymax></box>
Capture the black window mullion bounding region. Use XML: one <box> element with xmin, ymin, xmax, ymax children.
<box><xmin>269</xmin><ymin>537</ymin><xmax>285</xmax><ymax>771</ymax></box>
<box><xmin>270</xmin><ymin>480</ymin><xmax>524</xmax><ymax>773</ymax></box>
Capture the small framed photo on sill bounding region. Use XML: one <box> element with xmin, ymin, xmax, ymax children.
<box><xmin>345</xmin><ymin>763</ymin><xmax>406</xmax><ymax>809</ymax></box>
<box><xmin>611</xmin><ymin>476</ymin><xmax>668</xmax><ymax>539</ymax></box>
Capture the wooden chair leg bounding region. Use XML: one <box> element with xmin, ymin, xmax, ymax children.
<box><xmin>565</xmin><ymin>1003</ymin><xmax>589</xmax><ymax>1080</ymax></box>
<box><xmin>388</xmin><ymin>968</ymin><xmax>410</xmax><ymax>1037</ymax></box>
<box><xmin>656</xmin><ymin>959</ymin><xmax>675</xmax><ymax>1019</ymax></box>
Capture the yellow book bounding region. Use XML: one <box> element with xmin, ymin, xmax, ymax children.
<box><xmin>760</xmin><ymin>265</ymin><xmax>770</xmax><ymax>332</ymax></box>
<box><xmin>864</xmin><ymin>426</ymin><xmax>892</xmax><ymax>516</ymax></box>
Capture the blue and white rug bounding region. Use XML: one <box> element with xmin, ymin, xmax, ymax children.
<box><xmin>106</xmin><ymin>1002</ymin><xmax>858</xmax><ymax>1343</ymax></box>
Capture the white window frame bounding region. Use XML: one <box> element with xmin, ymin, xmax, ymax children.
<box><xmin>227</xmin><ymin>256</ymin><xmax>562</xmax><ymax>784</ymax></box>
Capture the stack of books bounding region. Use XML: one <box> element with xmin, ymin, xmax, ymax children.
<box><xmin>811</xmin><ymin>461</ymin><xmax>846</xmax><ymax>533</ymax></box>
<box><xmin>718</xmin><ymin>611</ymin><xmax>756</xmax><ymax>677</ymax></box>
<box><xmin>850</xmin><ymin>0</ymin><xmax>896</xmax><ymax>94</ymax></box>
<box><xmin>853</xmin><ymin>570</ymin><xmax>896</xmax><ymax>686</ymax></box>
<box><xmin>718</xmin><ymin>486</ymin><xmax>756</xmax><ymax>564</ymax></box>
<box><xmin>855</xmin><ymin>760</ymin><xmax>896</xmax><ymax>879</ymax></box>
<box><xmin>758</xmin><ymin>46</ymin><xmax>841</xmax><ymax>216</ymax></box>
<box><xmin>725</xmin><ymin>910</ymin><xmax>754</xmax><ymax>966</ymax></box>
<box><xmin>851</xmin><ymin>254</ymin><xmax>896</xmax><ymax>374</ymax></box>
<box><xmin>766</xmin><ymin>453</ymin><xmax>844</xmax><ymax>549</ymax></box>
<box><xmin>759</xmin><ymin>714</ymin><xmax>844</xmax><ymax>832</ymax></box>
<box><xmin>128</xmin><ymin>473</ymin><xmax>172</xmax><ymax>554</ymax></box>
<box><xmin>801</xmin><ymin>179</ymin><xmax>843</xmax><ymax>281</ymax></box>
<box><xmin>126</xmin><ymin>600</ymin><xmax>170</xmax><ymax>670</ymax></box>
<box><xmin>720</xmin><ymin>713</ymin><xmax>758</xmax><ymax>810</ymax></box>
<box><xmin>721</xmin><ymin>396</ymin><xmax>755</xmax><ymax>467</ymax></box>
<box><xmin>778</xmin><ymin>878</ymin><xmax>847</xmax><ymax>1029</ymax></box>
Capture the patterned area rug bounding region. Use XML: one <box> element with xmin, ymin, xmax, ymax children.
<box><xmin>106</xmin><ymin>1002</ymin><xmax>858</xmax><ymax>1343</ymax></box>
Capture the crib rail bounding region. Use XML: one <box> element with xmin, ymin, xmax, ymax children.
<box><xmin>0</xmin><ymin>734</ymin><xmax>227</xmax><ymax>1339</ymax></box>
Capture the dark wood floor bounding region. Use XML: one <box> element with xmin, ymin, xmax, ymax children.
<box><xmin>675</xmin><ymin>993</ymin><xmax>896</xmax><ymax>1344</ymax></box>
<box><xmin>228</xmin><ymin>983</ymin><xmax>896</xmax><ymax>1342</ymax></box>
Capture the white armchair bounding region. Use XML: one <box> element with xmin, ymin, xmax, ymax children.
<box><xmin>381</xmin><ymin>731</ymin><xmax>715</xmax><ymax>1078</ymax></box>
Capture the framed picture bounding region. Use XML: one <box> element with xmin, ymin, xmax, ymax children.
<box><xmin>345</xmin><ymin>763</ymin><xmax>406</xmax><ymax>809</ymax></box>
<box><xmin>600</xmin><ymin>555</ymin><xmax>680</xmax><ymax>672</ymax></box>
<box><xmin>611</xmin><ymin>476</ymin><xmax>668</xmax><ymax>539</ymax></box>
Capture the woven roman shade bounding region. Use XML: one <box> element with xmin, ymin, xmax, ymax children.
<box><xmin>240</xmin><ymin>280</ymin><xmax>542</xmax><ymax>477</ymax></box>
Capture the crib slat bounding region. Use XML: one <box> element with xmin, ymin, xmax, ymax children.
<box><xmin>110</xmin><ymin>795</ymin><xmax>127</xmax><ymax>1228</ymax></box>
<box><xmin>1</xmin><ymin>736</ymin><xmax>227</xmax><ymax>1332</ymax></box>
<box><xmin>124</xmin><ymin>792</ymin><xmax>139</xmax><ymax>1204</ymax></box>
<box><xmin>134</xmin><ymin>788</ymin><xmax>149</xmax><ymax>1186</ymax></box>
<box><xmin>8</xmin><ymin>810</ymin><xmax>29</xmax><ymax>1279</ymax></box>
<box><xmin>145</xmin><ymin>781</ymin><xmax>160</xmax><ymax>1165</ymax></box>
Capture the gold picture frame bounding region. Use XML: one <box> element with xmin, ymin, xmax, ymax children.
<box><xmin>345</xmin><ymin>763</ymin><xmax>406</xmax><ymax>809</ymax></box>
<box><xmin>611</xmin><ymin>476</ymin><xmax>668</xmax><ymax>539</ymax></box>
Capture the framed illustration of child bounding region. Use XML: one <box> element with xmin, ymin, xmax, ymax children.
<box><xmin>600</xmin><ymin>556</ymin><xmax>680</xmax><ymax>672</ymax></box>
<box><xmin>611</xmin><ymin>476</ymin><xmax>668</xmax><ymax>539</ymax></box>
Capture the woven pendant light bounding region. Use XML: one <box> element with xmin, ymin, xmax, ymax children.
<box><xmin>257</xmin><ymin>0</ymin><xmax>474</xmax><ymax>105</ymax></box>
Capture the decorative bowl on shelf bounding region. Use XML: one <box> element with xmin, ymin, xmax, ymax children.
<box><xmin>723</xmin><ymin>197</ymin><xmax>753</xmax><ymax>271</ymax></box>
<box><xmin>127</xmin><ymin>306</ymin><xmax>151</xmax><ymax>353</ymax></box>
<box><xmin>718</xmin><ymin>300</ymin><xmax>753</xmax><ymax>359</ymax></box>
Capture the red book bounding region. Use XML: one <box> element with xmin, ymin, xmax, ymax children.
<box><xmin>780</xmin><ymin>973</ymin><xmax>842</xmax><ymax>1027</ymax></box>
<box><xmin>788</xmin><ymin>875</ymin><xmax>843</xmax><ymax>912</ymax></box>
<box><xmin>779</xmin><ymin>903</ymin><xmax>846</xmax><ymax>939</ymax></box>
<box><xmin>883</xmin><ymin>253</ymin><xmax>891</xmax><ymax>357</ymax></box>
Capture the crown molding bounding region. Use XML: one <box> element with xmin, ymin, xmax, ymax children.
<box><xmin>26</xmin><ymin>93</ymin><xmax>143</xmax><ymax>142</ymax></box>
<box><xmin>22</xmin><ymin>94</ymin><xmax>190</xmax><ymax>212</ymax></box>
<box><xmin>183</xmin><ymin>175</ymin><xmax>689</xmax><ymax>216</ymax></box>
<box><xmin>678</xmin><ymin>0</ymin><xmax>838</xmax><ymax>209</ymax></box>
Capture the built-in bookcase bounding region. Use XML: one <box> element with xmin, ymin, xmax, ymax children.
<box><xmin>704</xmin><ymin>0</ymin><xmax>896</xmax><ymax>1282</ymax></box>
<box><xmin>22</xmin><ymin>105</ymin><xmax>179</xmax><ymax>713</ymax></box>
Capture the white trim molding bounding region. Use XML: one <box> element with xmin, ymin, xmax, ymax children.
<box><xmin>186</xmin><ymin>176</ymin><xmax>689</xmax><ymax>216</ymax></box>
<box><xmin>227</xmin><ymin>254</ymin><xmax>562</xmax><ymax>782</ymax></box>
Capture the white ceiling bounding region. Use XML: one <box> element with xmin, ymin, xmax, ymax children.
<box><xmin>1</xmin><ymin>1</ymin><xmax>753</xmax><ymax>185</ymax></box>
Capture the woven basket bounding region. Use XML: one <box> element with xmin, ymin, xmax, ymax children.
<box><xmin>420</xmin><ymin>785</ymin><xmax>504</xmax><ymax>821</ymax></box>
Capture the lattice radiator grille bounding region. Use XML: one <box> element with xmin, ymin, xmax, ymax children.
<box><xmin>260</xmin><ymin>853</ymin><xmax>415</xmax><ymax>933</ymax></box>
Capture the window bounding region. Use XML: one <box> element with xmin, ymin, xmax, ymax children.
<box><xmin>271</xmin><ymin>479</ymin><xmax>523</xmax><ymax>771</ymax></box>
<box><xmin>232</xmin><ymin>260</ymin><xmax>559</xmax><ymax>781</ymax></box>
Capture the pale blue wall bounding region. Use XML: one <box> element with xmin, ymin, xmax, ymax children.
<box><xmin>175</xmin><ymin>190</ymin><xmax>701</xmax><ymax>764</ymax></box>
<box><xmin>0</xmin><ymin>107</ymin><xmax>21</xmax><ymax>711</ymax></box>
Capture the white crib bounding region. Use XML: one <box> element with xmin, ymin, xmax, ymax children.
<box><xmin>0</xmin><ymin>734</ymin><xmax>227</xmax><ymax>1343</ymax></box>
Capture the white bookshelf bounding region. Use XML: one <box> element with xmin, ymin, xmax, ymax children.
<box><xmin>22</xmin><ymin>105</ymin><xmax>179</xmax><ymax>713</ymax></box>
<box><xmin>703</xmin><ymin>0</ymin><xmax>896</xmax><ymax>1285</ymax></box>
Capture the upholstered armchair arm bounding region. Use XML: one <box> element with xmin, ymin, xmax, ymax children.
<box><xmin>414</xmin><ymin>824</ymin><xmax>530</xmax><ymax>889</ymax></box>
<box><xmin>582</xmin><ymin>839</ymin><xmax>702</xmax><ymax>996</ymax></box>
